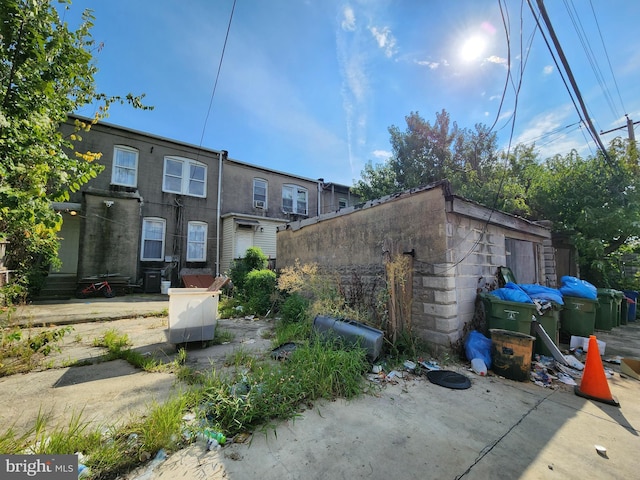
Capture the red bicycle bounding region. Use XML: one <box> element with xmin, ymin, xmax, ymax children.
<box><xmin>76</xmin><ymin>279</ymin><xmax>116</xmax><ymax>298</ymax></box>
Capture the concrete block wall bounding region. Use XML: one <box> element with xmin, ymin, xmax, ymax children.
<box><xmin>277</xmin><ymin>183</ymin><xmax>554</xmax><ymax>353</ymax></box>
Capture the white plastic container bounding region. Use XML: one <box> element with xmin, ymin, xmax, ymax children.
<box><xmin>160</xmin><ymin>281</ymin><xmax>171</xmax><ymax>295</ymax></box>
<box><xmin>471</xmin><ymin>358</ymin><xmax>487</xmax><ymax>376</ymax></box>
<box><xmin>167</xmin><ymin>288</ymin><xmax>220</xmax><ymax>343</ymax></box>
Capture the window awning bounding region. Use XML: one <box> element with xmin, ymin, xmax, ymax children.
<box><xmin>235</xmin><ymin>218</ymin><xmax>260</xmax><ymax>226</ymax></box>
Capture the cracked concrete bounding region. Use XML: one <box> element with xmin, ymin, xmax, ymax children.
<box><xmin>3</xmin><ymin>296</ymin><xmax>640</xmax><ymax>479</ymax></box>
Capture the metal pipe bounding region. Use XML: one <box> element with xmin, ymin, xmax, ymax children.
<box><xmin>215</xmin><ymin>150</ymin><xmax>227</xmax><ymax>276</ymax></box>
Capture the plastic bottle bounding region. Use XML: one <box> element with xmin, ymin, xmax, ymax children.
<box><xmin>471</xmin><ymin>358</ymin><xmax>487</xmax><ymax>376</ymax></box>
<box><xmin>203</xmin><ymin>428</ymin><xmax>226</xmax><ymax>446</ymax></box>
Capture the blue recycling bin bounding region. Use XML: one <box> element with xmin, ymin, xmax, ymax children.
<box><xmin>623</xmin><ymin>290</ymin><xmax>639</xmax><ymax>322</ymax></box>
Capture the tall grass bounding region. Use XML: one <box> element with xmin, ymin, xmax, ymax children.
<box><xmin>0</xmin><ymin>307</ymin><xmax>372</xmax><ymax>479</ymax></box>
<box><xmin>193</xmin><ymin>332</ymin><xmax>368</xmax><ymax>436</ymax></box>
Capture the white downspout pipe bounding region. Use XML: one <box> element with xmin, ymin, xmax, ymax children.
<box><xmin>216</xmin><ymin>150</ymin><xmax>227</xmax><ymax>276</ymax></box>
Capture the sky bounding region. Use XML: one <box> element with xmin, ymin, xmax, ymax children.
<box><xmin>65</xmin><ymin>0</ymin><xmax>640</xmax><ymax>186</ymax></box>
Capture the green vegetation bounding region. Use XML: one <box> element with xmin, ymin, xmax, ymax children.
<box><xmin>353</xmin><ymin>110</ymin><xmax>640</xmax><ymax>291</ymax></box>
<box><xmin>92</xmin><ymin>328</ymin><xmax>185</xmax><ymax>372</ymax></box>
<box><xmin>0</xmin><ymin>0</ymin><xmax>151</xmax><ymax>304</ymax></box>
<box><xmin>0</xmin><ymin>312</ymin><xmax>369</xmax><ymax>479</ymax></box>
<box><xmin>244</xmin><ymin>269</ymin><xmax>277</xmax><ymax>315</ymax></box>
<box><xmin>0</xmin><ymin>325</ymin><xmax>72</xmax><ymax>376</ymax></box>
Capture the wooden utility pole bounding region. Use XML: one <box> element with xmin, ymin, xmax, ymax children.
<box><xmin>600</xmin><ymin>115</ymin><xmax>639</xmax><ymax>142</ymax></box>
<box><xmin>536</xmin><ymin>0</ymin><xmax>613</xmax><ymax>164</ymax></box>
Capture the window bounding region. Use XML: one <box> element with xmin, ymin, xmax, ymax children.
<box><xmin>187</xmin><ymin>221</ymin><xmax>207</xmax><ymax>262</ymax></box>
<box><xmin>111</xmin><ymin>146</ymin><xmax>138</xmax><ymax>187</ymax></box>
<box><xmin>163</xmin><ymin>156</ymin><xmax>206</xmax><ymax>197</ymax></box>
<box><xmin>339</xmin><ymin>198</ymin><xmax>347</xmax><ymax>209</ymax></box>
<box><xmin>141</xmin><ymin>218</ymin><xmax>165</xmax><ymax>261</ymax></box>
<box><xmin>253</xmin><ymin>178</ymin><xmax>267</xmax><ymax>207</ymax></box>
<box><xmin>282</xmin><ymin>185</ymin><xmax>308</xmax><ymax>215</ymax></box>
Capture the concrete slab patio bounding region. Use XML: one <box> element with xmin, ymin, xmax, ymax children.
<box><xmin>2</xmin><ymin>296</ymin><xmax>640</xmax><ymax>479</ymax></box>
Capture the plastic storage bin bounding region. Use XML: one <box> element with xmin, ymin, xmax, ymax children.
<box><xmin>595</xmin><ymin>289</ymin><xmax>617</xmax><ymax>331</ymax></box>
<box><xmin>167</xmin><ymin>288</ymin><xmax>220</xmax><ymax>344</ymax></box>
<box><xmin>490</xmin><ymin>329</ymin><xmax>535</xmax><ymax>382</ymax></box>
<box><xmin>560</xmin><ymin>296</ymin><xmax>597</xmax><ymax>337</ymax></box>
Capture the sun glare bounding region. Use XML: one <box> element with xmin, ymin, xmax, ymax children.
<box><xmin>460</xmin><ymin>35</ymin><xmax>486</xmax><ymax>62</ymax></box>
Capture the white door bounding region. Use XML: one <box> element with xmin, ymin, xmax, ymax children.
<box><xmin>235</xmin><ymin>228</ymin><xmax>254</xmax><ymax>258</ymax></box>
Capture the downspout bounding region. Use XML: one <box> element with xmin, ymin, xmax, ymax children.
<box><xmin>216</xmin><ymin>150</ymin><xmax>227</xmax><ymax>276</ymax></box>
<box><xmin>317</xmin><ymin>178</ymin><xmax>324</xmax><ymax>216</ymax></box>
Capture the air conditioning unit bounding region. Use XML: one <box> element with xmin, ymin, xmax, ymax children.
<box><xmin>254</xmin><ymin>200</ymin><xmax>266</xmax><ymax>209</ymax></box>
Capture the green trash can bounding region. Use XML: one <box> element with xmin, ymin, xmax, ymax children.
<box><xmin>595</xmin><ymin>289</ymin><xmax>617</xmax><ymax>331</ymax></box>
<box><xmin>479</xmin><ymin>293</ymin><xmax>536</xmax><ymax>335</ymax></box>
<box><xmin>621</xmin><ymin>294</ymin><xmax>629</xmax><ymax>325</ymax></box>
<box><xmin>534</xmin><ymin>306</ymin><xmax>561</xmax><ymax>357</ymax></box>
<box><xmin>560</xmin><ymin>296</ymin><xmax>598</xmax><ymax>337</ymax></box>
<box><xmin>613</xmin><ymin>290</ymin><xmax>623</xmax><ymax>327</ymax></box>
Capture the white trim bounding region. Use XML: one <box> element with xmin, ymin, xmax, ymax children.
<box><xmin>141</xmin><ymin>217</ymin><xmax>166</xmax><ymax>261</ymax></box>
<box><xmin>162</xmin><ymin>156</ymin><xmax>207</xmax><ymax>198</ymax></box>
<box><xmin>111</xmin><ymin>145</ymin><xmax>139</xmax><ymax>187</ymax></box>
<box><xmin>187</xmin><ymin>221</ymin><xmax>208</xmax><ymax>262</ymax></box>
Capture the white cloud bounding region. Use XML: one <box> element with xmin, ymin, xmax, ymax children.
<box><xmin>341</xmin><ymin>5</ymin><xmax>356</xmax><ymax>31</ymax></box>
<box><xmin>486</xmin><ymin>55</ymin><xmax>507</xmax><ymax>65</ymax></box>
<box><xmin>369</xmin><ymin>25</ymin><xmax>397</xmax><ymax>58</ymax></box>
<box><xmin>511</xmin><ymin>105</ymin><xmax>592</xmax><ymax>158</ymax></box>
<box><xmin>543</xmin><ymin>65</ymin><xmax>554</xmax><ymax>75</ymax></box>
<box><xmin>372</xmin><ymin>149</ymin><xmax>391</xmax><ymax>159</ymax></box>
<box><xmin>415</xmin><ymin>59</ymin><xmax>441</xmax><ymax>70</ymax></box>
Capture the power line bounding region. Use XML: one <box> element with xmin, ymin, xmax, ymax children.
<box><xmin>563</xmin><ymin>0</ymin><xmax>619</xmax><ymax>122</ymax></box>
<box><xmin>198</xmin><ymin>0</ymin><xmax>237</xmax><ymax>149</ymax></box>
<box><xmin>589</xmin><ymin>0</ymin><xmax>627</xmax><ymax>117</ymax></box>
<box><xmin>533</xmin><ymin>0</ymin><xmax>612</xmax><ymax>165</ymax></box>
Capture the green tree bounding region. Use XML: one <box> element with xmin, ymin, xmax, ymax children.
<box><xmin>528</xmin><ymin>139</ymin><xmax>640</xmax><ymax>286</ymax></box>
<box><xmin>353</xmin><ymin>110</ymin><xmax>498</xmax><ymax>202</ymax></box>
<box><xmin>0</xmin><ymin>0</ymin><xmax>150</xmax><ymax>301</ymax></box>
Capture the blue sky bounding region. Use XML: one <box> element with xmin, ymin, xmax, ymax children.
<box><xmin>67</xmin><ymin>0</ymin><xmax>640</xmax><ymax>186</ymax></box>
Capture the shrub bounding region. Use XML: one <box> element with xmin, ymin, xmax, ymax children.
<box><xmin>228</xmin><ymin>247</ymin><xmax>268</xmax><ymax>295</ymax></box>
<box><xmin>280</xmin><ymin>292</ymin><xmax>309</xmax><ymax>324</ymax></box>
<box><xmin>245</xmin><ymin>269</ymin><xmax>276</xmax><ymax>315</ymax></box>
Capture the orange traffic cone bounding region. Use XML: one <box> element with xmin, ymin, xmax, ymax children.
<box><xmin>574</xmin><ymin>335</ymin><xmax>620</xmax><ymax>407</ymax></box>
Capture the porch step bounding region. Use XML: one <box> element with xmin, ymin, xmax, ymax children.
<box><xmin>36</xmin><ymin>274</ymin><xmax>77</xmax><ymax>300</ymax></box>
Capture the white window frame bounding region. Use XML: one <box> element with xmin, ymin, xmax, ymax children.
<box><xmin>111</xmin><ymin>145</ymin><xmax>138</xmax><ymax>187</ymax></box>
<box><xmin>162</xmin><ymin>156</ymin><xmax>207</xmax><ymax>198</ymax></box>
<box><xmin>187</xmin><ymin>221</ymin><xmax>208</xmax><ymax>262</ymax></box>
<box><xmin>141</xmin><ymin>217</ymin><xmax>166</xmax><ymax>261</ymax></box>
<box><xmin>282</xmin><ymin>184</ymin><xmax>308</xmax><ymax>215</ymax></box>
<box><xmin>253</xmin><ymin>178</ymin><xmax>267</xmax><ymax>207</ymax></box>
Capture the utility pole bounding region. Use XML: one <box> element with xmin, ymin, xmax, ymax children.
<box><xmin>536</xmin><ymin>0</ymin><xmax>613</xmax><ymax>165</ymax></box>
<box><xmin>600</xmin><ymin>115</ymin><xmax>639</xmax><ymax>142</ymax></box>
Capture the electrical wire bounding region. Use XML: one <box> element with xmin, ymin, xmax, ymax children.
<box><xmin>588</xmin><ymin>0</ymin><xmax>627</xmax><ymax>117</ymax></box>
<box><xmin>431</xmin><ymin>0</ymin><xmax>527</xmax><ymax>274</ymax></box>
<box><xmin>563</xmin><ymin>0</ymin><xmax>619</xmax><ymax>122</ymax></box>
<box><xmin>197</xmin><ymin>0</ymin><xmax>237</xmax><ymax>150</ymax></box>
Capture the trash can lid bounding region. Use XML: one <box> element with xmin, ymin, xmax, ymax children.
<box><xmin>597</xmin><ymin>288</ymin><xmax>617</xmax><ymax>298</ymax></box>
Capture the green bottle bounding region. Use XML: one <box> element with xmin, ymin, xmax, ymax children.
<box><xmin>203</xmin><ymin>428</ymin><xmax>226</xmax><ymax>446</ymax></box>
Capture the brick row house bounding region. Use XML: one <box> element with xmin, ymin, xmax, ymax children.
<box><xmin>43</xmin><ymin>116</ymin><xmax>357</xmax><ymax>297</ymax></box>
